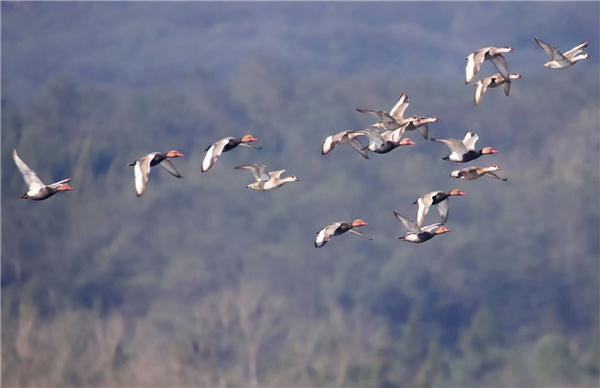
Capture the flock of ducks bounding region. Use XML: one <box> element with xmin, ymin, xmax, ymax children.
<box><xmin>12</xmin><ymin>36</ymin><xmax>591</xmax><ymax>248</ymax></box>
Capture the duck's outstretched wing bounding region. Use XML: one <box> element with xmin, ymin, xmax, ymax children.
<box><xmin>564</xmin><ymin>40</ymin><xmax>588</xmax><ymax>57</ymax></box>
<box><xmin>389</xmin><ymin>91</ymin><xmax>409</xmax><ymax>120</ymax></box>
<box><xmin>431</xmin><ymin>137</ymin><xmax>469</xmax><ymax>154</ymax></box>
<box><xmin>393</xmin><ymin>210</ymin><xmax>420</xmax><ymax>234</ymax></box>
<box><xmin>235</xmin><ymin>164</ymin><xmax>270</xmax><ymax>181</ymax></box>
<box><xmin>535</xmin><ymin>36</ymin><xmax>562</xmax><ymax>60</ymax></box>
<box><xmin>13</xmin><ymin>149</ymin><xmax>45</xmax><ymax>191</ymax></box>
<box><xmin>348</xmin><ymin>227</ymin><xmax>372</xmax><ymax>240</ymax></box>
<box><xmin>202</xmin><ymin>138</ymin><xmax>230</xmax><ymax>172</ymax></box>
<box><xmin>484</xmin><ymin>171</ymin><xmax>507</xmax><ymax>181</ymax></box>
<box><xmin>436</xmin><ymin>199</ymin><xmax>450</xmax><ymax>224</ymax></box>
<box><xmin>462</xmin><ymin>131</ymin><xmax>479</xmax><ymax>150</ymax></box>
<box><xmin>160</xmin><ymin>159</ymin><xmax>183</xmax><ymax>178</ymax></box>
<box><xmin>133</xmin><ymin>155</ymin><xmax>153</xmax><ymax>196</ymax></box>
<box><xmin>315</xmin><ymin>222</ymin><xmax>341</xmax><ymax>248</ymax></box>
<box><xmin>488</xmin><ymin>53</ymin><xmax>511</xmax><ymax>84</ymax></box>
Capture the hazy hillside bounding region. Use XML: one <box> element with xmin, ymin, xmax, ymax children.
<box><xmin>2</xmin><ymin>2</ymin><xmax>599</xmax><ymax>387</ymax></box>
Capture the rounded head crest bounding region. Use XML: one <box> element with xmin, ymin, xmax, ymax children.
<box><xmin>59</xmin><ymin>184</ymin><xmax>75</xmax><ymax>191</ymax></box>
<box><xmin>167</xmin><ymin>150</ymin><xmax>184</xmax><ymax>158</ymax></box>
<box><xmin>436</xmin><ymin>227</ymin><xmax>452</xmax><ymax>234</ymax></box>
<box><xmin>352</xmin><ymin>219</ymin><xmax>368</xmax><ymax>227</ymax></box>
<box><xmin>242</xmin><ymin>135</ymin><xmax>259</xmax><ymax>142</ymax></box>
<box><xmin>482</xmin><ymin>147</ymin><xmax>498</xmax><ymax>154</ymax></box>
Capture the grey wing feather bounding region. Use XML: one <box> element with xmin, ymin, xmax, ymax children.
<box><xmin>238</xmin><ymin>143</ymin><xmax>262</xmax><ymax>150</ymax></box>
<box><xmin>535</xmin><ymin>36</ymin><xmax>559</xmax><ymax>59</ymax></box>
<box><xmin>484</xmin><ymin>171</ymin><xmax>507</xmax><ymax>181</ymax></box>
<box><xmin>436</xmin><ymin>199</ymin><xmax>450</xmax><ymax>224</ymax></box>
<box><xmin>394</xmin><ymin>210</ymin><xmax>420</xmax><ymax>234</ymax></box>
<box><xmin>348</xmin><ymin>138</ymin><xmax>370</xmax><ymax>159</ymax></box>
<box><xmin>489</xmin><ymin>53</ymin><xmax>511</xmax><ymax>83</ymax></box>
<box><xmin>356</xmin><ymin>108</ymin><xmax>387</xmax><ymax>121</ymax></box>
<box><xmin>348</xmin><ymin>227</ymin><xmax>372</xmax><ymax>240</ymax></box>
<box><xmin>235</xmin><ymin>164</ymin><xmax>269</xmax><ymax>181</ymax></box>
<box><xmin>160</xmin><ymin>159</ymin><xmax>183</xmax><ymax>178</ymax></box>
<box><xmin>354</xmin><ymin>129</ymin><xmax>385</xmax><ymax>149</ymax></box>
<box><xmin>433</xmin><ymin>137</ymin><xmax>469</xmax><ymax>153</ymax></box>
<box><xmin>417</xmin><ymin>123</ymin><xmax>429</xmax><ymax>140</ymax></box>
<box><xmin>502</xmin><ymin>81</ymin><xmax>511</xmax><ymax>96</ymax></box>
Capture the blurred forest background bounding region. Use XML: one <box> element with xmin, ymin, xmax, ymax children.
<box><xmin>1</xmin><ymin>2</ymin><xmax>599</xmax><ymax>387</ymax></box>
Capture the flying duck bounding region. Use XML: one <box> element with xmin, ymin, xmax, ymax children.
<box><xmin>465</xmin><ymin>46</ymin><xmax>516</xmax><ymax>84</ymax></box>
<box><xmin>394</xmin><ymin>210</ymin><xmax>452</xmax><ymax>243</ymax></box>
<box><xmin>413</xmin><ymin>189</ymin><xmax>466</xmax><ymax>227</ymax></box>
<box><xmin>321</xmin><ymin>130</ymin><xmax>370</xmax><ymax>159</ymax></box>
<box><xmin>128</xmin><ymin>150</ymin><xmax>184</xmax><ymax>196</ymax></box>
<box><xmin>202</xmin><ymin>135</ymin><xmax>261</xmax><ymax>172</ymax></box>
<box><xmin>315</xmin><ymin>219</ymin><xmax>371</xmax><ymax>248</ymax></box>
<box><xmin>450</xmin><ymin>165</ymin><xmax>507</xmax><ymax>181</ymax></box>
<box><xmin>534</xmin><ymin>36</ymin><xmax>591</xmax><ymax>69</ymax></box>
<box><xmin>349</xmin><ymin>128</ymin><xmax>416</xmax><ymax>154</ymax></box>
<box><xmin>474</xmin><ymin>73</ymin><xmax>524</xmax><ymax>106</ymax></box>
<box><xmin>235</xmin><ymin>164</ymin><xmax>302</xmax><ymax>191</ymax></box>
<box><xmin>13</xmin><ymin>149</ymin><xmax>74</xmax><ymax>200</ymax></box>
<box><xmin>356</xmin><ymin>91</ymin><xmax>415</xmax><ymax>131</ymax></box>
<box><xmin>431</xmin><ymin>131</ymin><xmax>498</xmax><ymax>163</ymax></box>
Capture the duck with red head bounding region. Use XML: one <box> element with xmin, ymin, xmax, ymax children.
<box><xmin>202</xmin><ymin>135</ymin><xmax>261</xmax><ymax>172</ymax></box>
<box><xmin>413</xmin><ymin>189</ymin><xmax>467</xmax><ymax>227</ymax></box>
<box><xmin>450</xmin><ymin>165</ymin><xmax>507</xmax><ymax>181</ymax></box>
<box><xmin>315</xmin><ymin>219</ymin><xmax>371</xmax><ymax>248</ymax></box>
<box><xmin>128</xmin><ymin>150</ymin><xmax>184</xmax><ymax>196</ymax></box>
<box><xmin>13</xmin><ymin>149</ymin><xmax>75</xmax><ymax>201</ymax></box>
<box><xmin>431</xmin><ymin>131</ymin><xmax>498</xmax><ymax>163</ymax></box>
<box><xmin>349</xmin><ymin>128</ymin><xmax>416</xmax><ymax>155</ymax></box>
<box><xmin>465</xmin><ymin>45</ymin><xmax>516</xmax><ymax>85</ymax></box>
<box><xmin>474</xmin><ymin>73</ymin><xmax>524</xmax><ymax>106</ymax></box>
<box><xmin>394</xmin><ymin>210</ymin><xmax>452</xmax><ymax>243</ymax></box>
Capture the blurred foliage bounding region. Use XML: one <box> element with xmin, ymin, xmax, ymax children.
<box><xmin>2</xmin><ymin>2</ymin><xmax>599</xmax><ymax>387</ymax></box>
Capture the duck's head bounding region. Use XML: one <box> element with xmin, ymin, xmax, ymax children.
<box><xmin>241</xmin><ymin>135</ymin><xmax>259</xmax><ymax>142</ymax></box>
<box><xmin>482</xmin><ymin>147</ymin><xmax>499</xmax><ymax>155</ymax></box>
<box><xmin>398</xmin><ymin>138</ymin><xmax>416</xmax><ymax>146</ymax></box>
<box><xmin>166</xmin><ymin>150</ymin><xmax>184</xmax><ymax>158</ymax></box>
<box><xmin>58</xmin><ymin>184</ymin><xmax>75</xmax><ymax>192</ymax></box>
<box><xmin>449</xmin><ymin>189</ymin><xmax>467</xmax><ymax>196</ymax></box>
<box><xmin>435</xmin><ymin>226</ymin><xmax>452</xmax><ymax>235</ymax></box>
<box><xmin>352</xmin><ymin>219</ymin><xmax>368</xmax><ymax>227</ymax></box>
